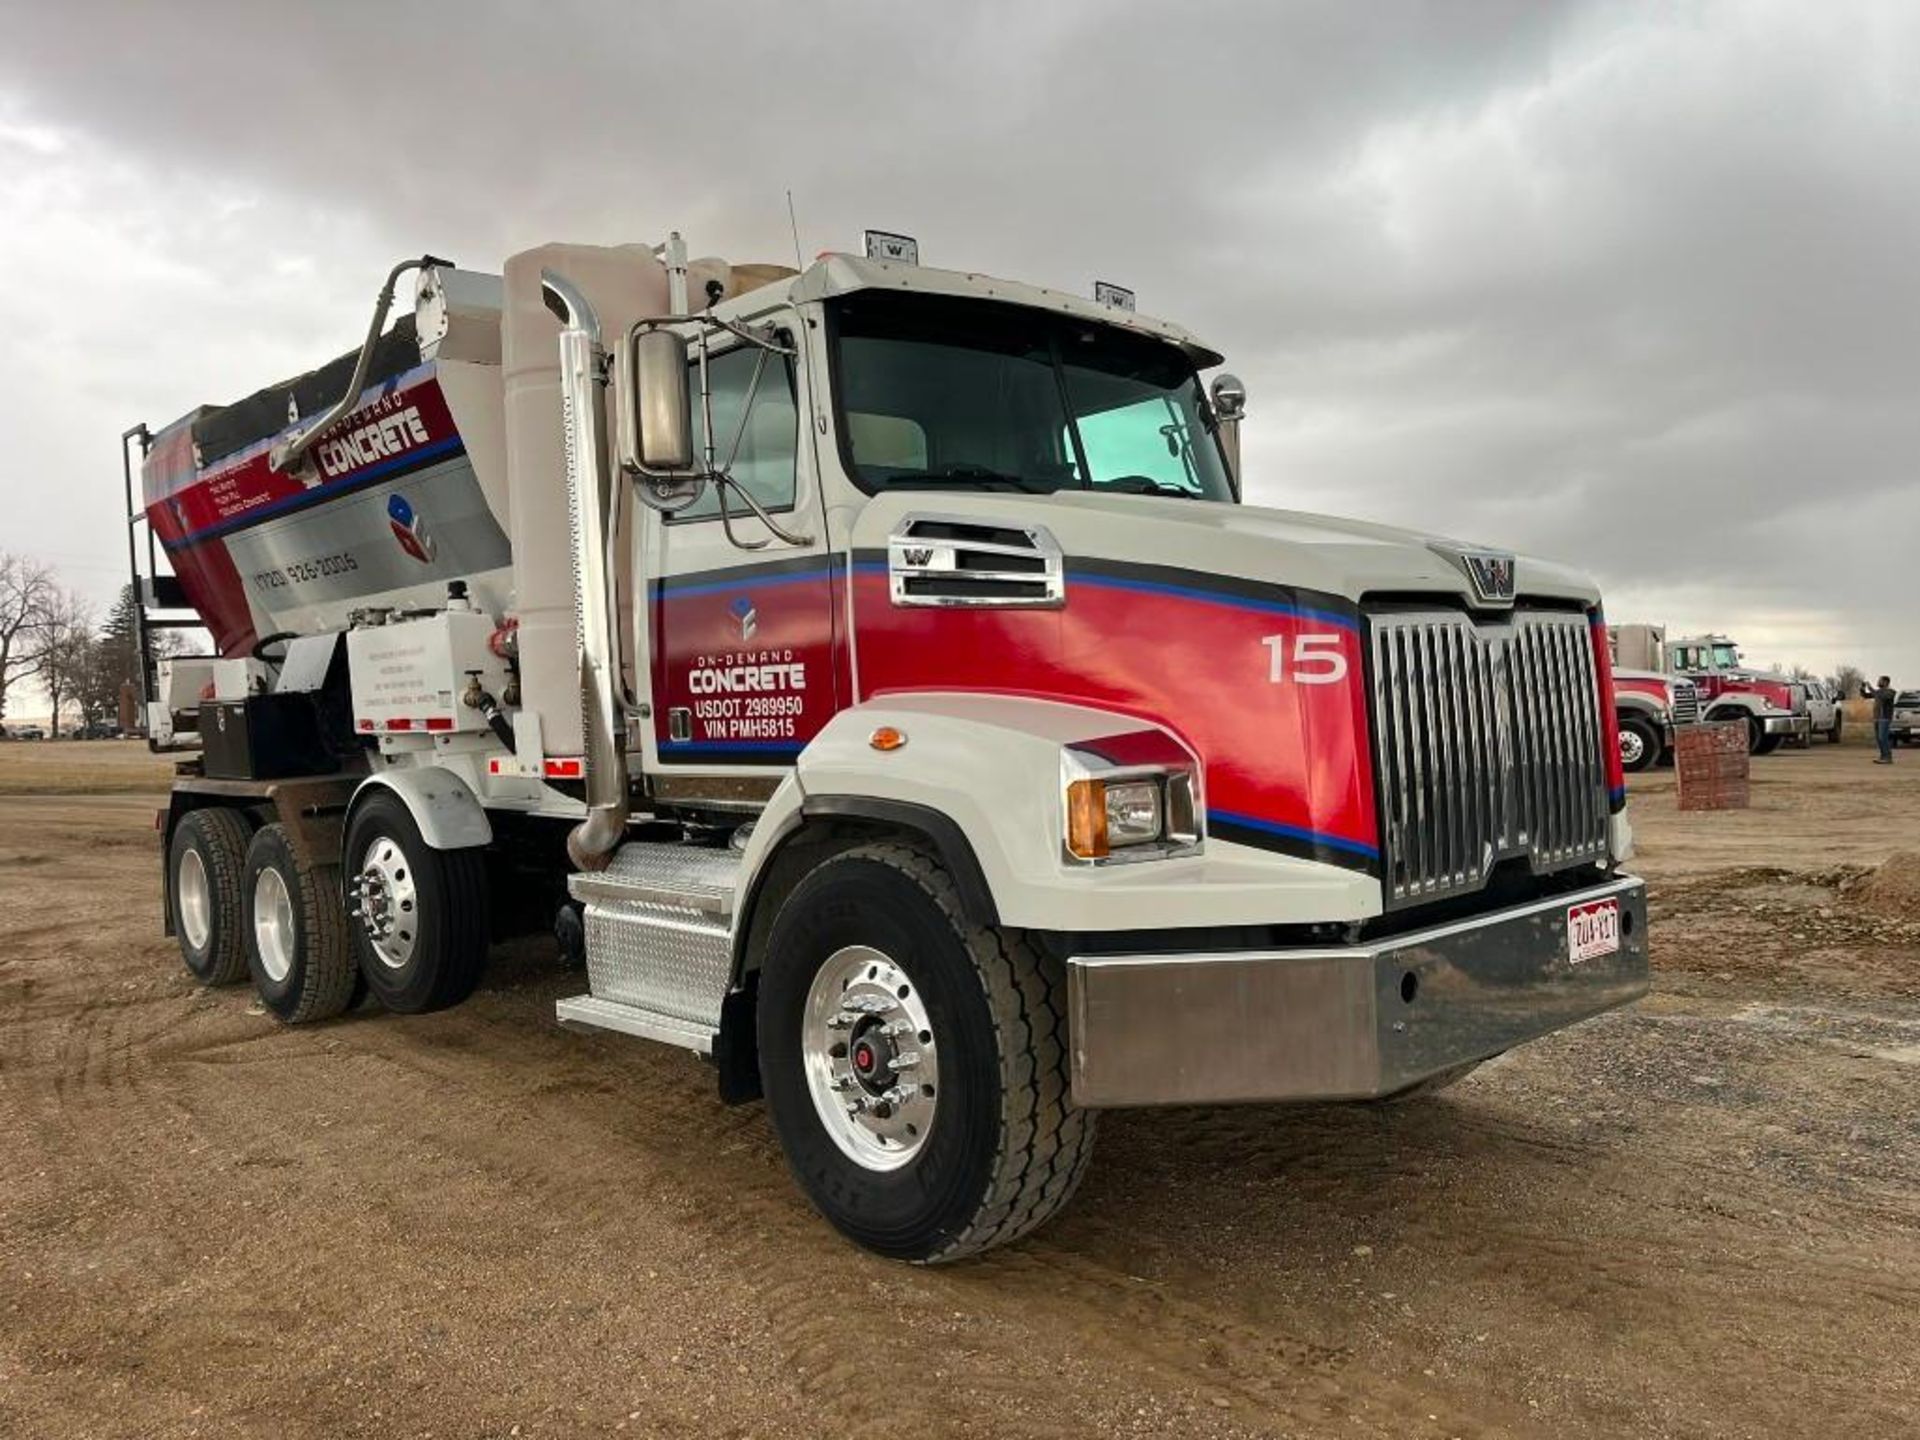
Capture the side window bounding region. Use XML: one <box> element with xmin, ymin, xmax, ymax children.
<box><xmin>672</xmin><ymin>345</ymin><xmax>799</xmax><ymax>522</ymax></box>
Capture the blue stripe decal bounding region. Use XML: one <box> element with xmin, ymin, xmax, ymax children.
<box><xmin>652</xmin><ymin>567</ymin><xmax>837</xmax><ymax>600</ymax></box>
<box><xmin>1074</xmin><ymin>574</ymin><xmax>1360</xmax><ymax>631</ymax></box>
<box><xmin>853</xmin><ymin>556</ymin><xmax>1358</xmax><ymax>629</ymax></box>
<box><xmin>1208</xmin><ymin>808</ymin><xmax>1380</xmax><ymax>859</ymax></box>
<box><xmin>1608</xmin><ymin>785</ymin><xmax>1627</xmax><ymax>804</ymax></box>
<box><xmin>161</xmin><ymin>434</ymin><xmax>466</xmax><ymax>549</ymax></box>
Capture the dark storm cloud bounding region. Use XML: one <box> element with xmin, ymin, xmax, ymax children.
<box><xmin>2</xmin><ymin>0</ymin><xmax>1915</xmax><ymax>676</ymax></box>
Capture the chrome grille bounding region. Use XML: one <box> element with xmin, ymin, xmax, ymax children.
<box><xmin>1670</xmin><ymin>678</ymin><xmax>1701</xmax><ymax>726</ymax></box>
<box><xmin>1370</xmin><ymin>609</ymin><xmax>1610</xmax><ymax>908</ymax></box>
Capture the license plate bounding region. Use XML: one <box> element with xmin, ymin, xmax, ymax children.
<box><xmin>1567</xmin><ymin>898</ymin><xmax>1621</xmax><ymax>964</ymax></box>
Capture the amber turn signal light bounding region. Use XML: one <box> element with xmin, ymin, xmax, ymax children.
<box><xmin>1065</xmin><ymin>778</ymin><xmax>1110</xmax><ymax>859</ymax></box>
<box><xmin>869</xmin><ymin>726</ymin><xmax>907</xmax><ymax>752</ymax></box>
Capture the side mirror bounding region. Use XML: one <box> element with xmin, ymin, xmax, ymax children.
<box><xmin>616</xmin><ymin>327</ymin><xmax>704</xmax><ymax>512</ymax></box>
<box><xmin>1210</xmin><ymin>372</ymin><xmax>1247</xmax><ymax>421</ymax></box>
<box><xmin>1209</xmin><ymin>373</ymin><xmax>1247</xmax><ymax>494</ymax></box>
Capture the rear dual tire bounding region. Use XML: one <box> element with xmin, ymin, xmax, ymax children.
<box><xmin>169</xmin><ymin>808</ymin><xmax>254</xmax><ymax>986</ymax></box>
<box><xmin>243</xmin><ymin>823</ymin><xmax>358</xmax><ymax>1024</ymax></box>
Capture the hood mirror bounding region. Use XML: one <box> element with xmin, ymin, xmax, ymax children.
<box><xmin>1210</xmin><ymin>372</ymin><xmax>1247</xmax><ymax>421</ymax></box>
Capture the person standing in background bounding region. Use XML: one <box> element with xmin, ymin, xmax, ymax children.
<box><xmin>1864</xmin><ymin>676</ymin><xmax>1896</xmax><ymax>763</ymax></box>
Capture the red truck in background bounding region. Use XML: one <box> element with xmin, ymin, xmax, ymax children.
<box><xmin>1611</xmin><ymin>625</ymin><xmax>1809</xmax><ymax>757</ymax></box>
<box><xmin>1610</xmin><ymin>667</ymin><xmax>1699</xmax><ymax>772</ymax></box>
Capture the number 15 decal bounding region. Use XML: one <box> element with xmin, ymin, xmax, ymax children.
<box><xmin>1262</xmin><ymin>633</ymin><xmax>1350</xmax><ymax>684</ymax></box>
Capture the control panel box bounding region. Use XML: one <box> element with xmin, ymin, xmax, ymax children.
<box><xmin>345</xmin><ymin>611</ymin><xmax>510</xmax><ymax>736</ymax></box>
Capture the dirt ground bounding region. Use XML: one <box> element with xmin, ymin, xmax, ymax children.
<box><xmin>3</xmin><ymin>741</ymin><xmax>1917</xmax><ymax>1439</ymax></box>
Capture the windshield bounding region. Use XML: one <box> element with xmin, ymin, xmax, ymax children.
<box><xmin>1712</xmin><ymin>643</ymin><xmax>1741</xmax><ymax>668</ymax></box>
<box><xmin>829</xmin><ymin>291</ymin><xmax>1233</xmax><ymax>502</ymax></box>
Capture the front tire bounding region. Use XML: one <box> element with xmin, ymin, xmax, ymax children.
<box><xmin>243</xmin><ymin>822</ymin><xmax>357</xmax><ymax>1024</ymax></box>
<box><xmin>1618</xmin><ymin>716</ymin><xmax>1660</xmax><ymax>774</ymax></box>
<box><xmin>1828</xmin><ymin>715</ymin><xmax>1844</xmax><ymax>744</ymax></box>
<box><xmin>758</xmin><ymin>842</ymin><xmax>1096</xmax><ymax>1263</ymax></box>
<box><xmin>168</xmin><ymin>807</ymin><xmax>254</xmax><ymax>985</ymax></box>
<box><xmin>343</xmin><ymin>791</ymin><xmax>490</xmax><ymax>1014</ymax></box>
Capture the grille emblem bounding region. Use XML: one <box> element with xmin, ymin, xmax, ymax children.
<box><xmin>1463</xmin><ymin>551</ymin><xmax>1516</xmax><ymax>603</ymax></box>
<box><xmin>1431</xmin><ymin>542</ymin><xmax>1517</xmax><ymax>605</ymax></box>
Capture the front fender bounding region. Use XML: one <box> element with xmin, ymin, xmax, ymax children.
<box><xmin>348</xmin><ymin>767</ymin><xmax>492</xmax><ymax>852</ymax></box>
<box><xmin>790</xmin><ymin>692</ymin><xmax>1381</xmax><ymax>932</ymax></box>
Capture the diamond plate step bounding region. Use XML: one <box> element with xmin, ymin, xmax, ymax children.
<box><xmin>567</xmin><ymin>841</ymin><xmax>742</xmax><ymax>1036</ymax></box>
<box><xmin>567</xmin><ymin>842</ymin><xmax>741</xmax><ymax>916</ymax></box>
<box><xmin>555</xmin><ymin>993</ymin><xmax>714</xmax><ymax>1054</ymax></box>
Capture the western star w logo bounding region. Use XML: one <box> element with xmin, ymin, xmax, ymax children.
<box><xmin>902</xmin><ymin>547</ymin><xmax>936</xmax><ymax>567</ymax></box>
<box><xmin>1464</xmin><ymin>552</ymin><xmax>1516</xmax><ymax>603</ymax></box>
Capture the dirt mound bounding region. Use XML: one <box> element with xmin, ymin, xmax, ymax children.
<box><xmin>1843</xmin><ymin>851</ymin><xmax>1920</xmax><ymax>922</ymax></box>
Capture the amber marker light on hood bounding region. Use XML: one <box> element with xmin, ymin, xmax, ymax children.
<box><xmin>1066</xmin><ymin>779</ymin><xmax>1110</xmax><ymax>859</ymax></box>
<box><xmin>869</xmin><ymin>726</ymin><xmax>907</xmax><ymax>752</ymax></box>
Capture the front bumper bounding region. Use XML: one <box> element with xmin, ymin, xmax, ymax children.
<box><xmin>1762</xmin><ymin>713</ymin><xmax>1810</xmax><ymax>739</ymax></box>
<box><xmin>1067</xmin><ymin>876</ymin><xmax>1648</xmax><ymax>1106</ymax></box>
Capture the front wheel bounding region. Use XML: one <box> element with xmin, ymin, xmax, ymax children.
<box><xmin>1828</xmin><ymin>715</ymin><xmax>1844</xmax><ymax>744</ymax></box>
<box><xmin>758</xmin><ymin>842</ymin><xmax>1096</xmax><ymax>1263</ymax></box>
<box><xmin>1618</xmin><ymin>717</ymin><xmax>1660</xmax><ymax>774</ymax></box>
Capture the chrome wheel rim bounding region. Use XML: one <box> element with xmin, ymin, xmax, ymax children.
<box><xmin>353</xmin><ymin>836</ymin><xmax>418</xmax><ymax>970</ymax></box>
<box><xmin>802</xmin><ymin>945</ymin><xmax>939</xmax><ymax>1172</ymax></box>
<box><xmin>177</xmin><ymin>848</ymin><xmax>212</xmax><ymax>952</ymax></box>
<box><xmin>1619</xmin><ymin>726</ymin><xmax>1647</xmax><ymax>767</ymax></box>
<box><xmin>252</xmin><ymin>866</ymin><xmax>296</xmax><ymax>984</ymax></box>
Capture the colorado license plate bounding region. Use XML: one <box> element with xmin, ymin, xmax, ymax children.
<box><xmin>1567</xmin><ymin>898</ymin><xmax>1621</xmax><ymax>964</ymax></box>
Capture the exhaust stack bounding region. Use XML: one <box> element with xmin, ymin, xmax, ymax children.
<box><xmin>540</xmin><ymin>269</ymin><xmax>628</xmax><ymax>870</ymax></box>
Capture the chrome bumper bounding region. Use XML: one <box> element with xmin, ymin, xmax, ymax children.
<box><xmin>1762</xmin><ymin>713</ymin><xmax>1810</xmax><ymax>738</ymax></box>
<box><xmin>1067</xmin><ymin>876</ymin><xmax>1648</xmax><ymax>1107</ymax></box>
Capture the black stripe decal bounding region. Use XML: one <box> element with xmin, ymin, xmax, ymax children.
<box><xmin>1209</xmin><ymin>817</ymin><xmax>1381</xmax><ymax>876</ymax></box>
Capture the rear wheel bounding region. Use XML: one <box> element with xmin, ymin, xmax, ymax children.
<box><xmin>1617</xmin><ymin>717</ymin><xmax>1659</xmax><ymax>773</ymax></box>
<box><xmin>758</xmin><ymin>842</ymin><xmax>1096</xmax><ymax>1263</ymax></box>
<box><xmin>243</xmin><ymin>822</ymin><xmax>357</xmax><ymax>1024</ymax></box>
<box><xmin>344</xmin><ymin>791</ymin><xmax>490</xmax><ymax>1014</ymax></box>
<box><xmin>168</xmin><ymin>808</ymin><xmax>254</xmax><ymax>985</ymax></box>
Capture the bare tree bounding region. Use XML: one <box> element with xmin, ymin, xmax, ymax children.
<box><xmin>36</xmin><ymin>590</ymin><xmax>96</xmax><ymax>737</ymax></box>
<box><xmin>1832</xmin><ymin>664</ymin><xmax>1866</xmax><ymax>700</ymax></box>
<box><xmin>0</xmin><ymin>551</ymin><xmax>56</xmax><ymax>724</ymax></box>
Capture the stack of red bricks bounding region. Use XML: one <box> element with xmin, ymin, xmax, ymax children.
<box><xmin>1674</xmin><ymin>721</ymin><xmax>1750</xmax><ymax>811</ymax></box>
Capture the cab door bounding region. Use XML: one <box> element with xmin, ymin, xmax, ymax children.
<box><xmin>638</xmin><ymin>311</ymin><xmax>844</xmax><ymax>788</ymax></box>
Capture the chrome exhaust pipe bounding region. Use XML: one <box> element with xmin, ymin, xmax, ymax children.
<box><xmin>541</xmin><ymin>269</ymin><xmax>629</xmax><ymax>870</ymax></box>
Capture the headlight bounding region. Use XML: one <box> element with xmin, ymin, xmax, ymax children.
<box><xmin>1103</xmin><ymin>780</ymin><xmax>1163</xmax><ymax>846</ymax></box>
<box><xmin>1064</xmin><ymin>771</ymin><xmax>1199</xmax><ymax>862</ymax></box>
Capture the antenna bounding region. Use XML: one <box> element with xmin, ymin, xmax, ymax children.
<box><xmin>786</xmin><ymin>189</ymin><xmax>804</xmax><ymax>270</ymax></box>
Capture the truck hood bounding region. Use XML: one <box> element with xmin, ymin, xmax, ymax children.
<box><xmin>846</xmin><ymin>489</ymin><xmax>1603</xmax><ymax>610</ymax></box>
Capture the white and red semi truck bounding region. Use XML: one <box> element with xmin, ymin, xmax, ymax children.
<box><xmin>1610</xmin><ymin>667</ymin><xmax>1699</xmax><ymax>773</ymax></box>
<box><xmin>122</xmin><ymin>234</ymin><xmax>1648</xmax><ymax>1261</ymax></box>
<box><xmin>1611</xmin><ymin>624</ymin><xmax>1808</xmax><ymax>756</ymax></box>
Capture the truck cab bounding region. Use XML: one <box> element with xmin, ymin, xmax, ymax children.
<box><xmin>1666</xmin><ymin>635</ymin><xmax>1810</xmax><ymax>754</ymax></box>
<box><xmin>128</xmin><ymin>236</ymin><xmax>1649</xmax><ymax>1262</ymax></box>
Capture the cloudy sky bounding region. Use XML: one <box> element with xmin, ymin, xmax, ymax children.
<box><xmin>3</xmin><ymin>0</ymin><xmax>1916</xmax><ymax>683</ymax></box>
